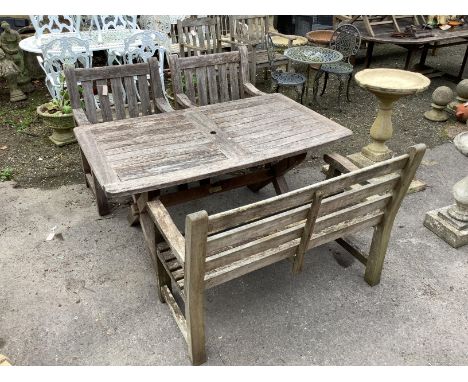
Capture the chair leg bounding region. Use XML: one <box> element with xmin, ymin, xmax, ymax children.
<box><xmin>364</xmin><ymin>222</ymin><xmax>392</xmax><ymax>286</ymax></box>
<box><xmin>337</xmin><ymin>75</ymin><xmax>345</xmax><ymax>112</ymax></box>
<box><xmin>300</xmin><ymin>82</ymin><xmax>306</xmax><ymax>104</ymax></box>
<box><xmin>320</xmin><ymin>72</ymin><xmax>329</xmax><ymax>96</ymax></box>
<box><xmin>346</xmin><ymin>74</ymin><xmax>353</xmax><ymax>102</ymax></box>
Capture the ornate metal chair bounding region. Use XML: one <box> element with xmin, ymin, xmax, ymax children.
<box><xmin>318</xmin><ymin>23</ymin><xmax>361</xmax><ymax>111</ymax></box>
<box><xmin>90</xmin><ymin>15</ymin><xmax>139</xmax><ymax>66</ymax></box>
<box><xmin>266</xmin><ymin>33</ymin><xmax>306</xmax><ymax>103</ymax></box>
<box><xmin>122</xmin><ymin>30</ymin><xmax>170</xmax><ymax>96</ymax></box>
<box><xmin>38</xmin><ymin>36</ymin><xmax>92</xmax><ymax>100</ymax></box>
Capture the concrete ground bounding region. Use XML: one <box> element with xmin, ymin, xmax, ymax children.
<box><xmin>0</xmin><ymin>142</ymin><xmax>467</xmax><ymax>365</ymax></box>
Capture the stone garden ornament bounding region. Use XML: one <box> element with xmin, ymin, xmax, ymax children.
<box><xmin>0</xmin><ymin>47</ymin><xmax>27</xmax><ymax>101</ymax></box>
<box><xmin>0</xmin><ymin>20</ymin><xmax>33</xmax><ymax>93</ymax></box>
<box><xmin>424</xmin><ymin>86</ymin><xmax>453</xmax><ymax>122</ymax></box>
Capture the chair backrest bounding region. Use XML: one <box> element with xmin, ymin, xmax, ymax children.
<box><xmin>229</xmin><ymin>15</ymin><xmax>269</xmax><ymax>47</ymax></box>
<box><xmin>64</xmin><ymin>59</ymin><xmax>166</xmax><ymax>124</ymax></box>
<box><xmin>123</xmin><ymin>30</ymin><xmax>169</xmax><ymax>64</ymax></box>
<box><xmin>92</xmin><ymin>15</ymin><xmax>138</xmax><ymax>31</ymax></box>
<box><xmin>329</xmin><ymin>23</ymin><xmax>361</xmax><ymax>62</ymax></box>
<box><xmin>29</xmin><ymin>15</ymin><xmax>80</xmax><ymax>39</ymax></box>
<box><xmin>177</xmin><ymin>16</ymin><xmax>222</xmax><ymax>56</ymax></box>
<box><xmin>168</xmin><ymin>45</ymin><xmax>251</xmax><ymax>106</ymax></box>
<box><xmin>181</xmin><ymin>145</ymin><xmax>425</xmax><ymax>289</ymax></box>
<box><xmin>39</xmin><ymin>36</ymin><xmax>92</xmax><ymax>100</ymax></box>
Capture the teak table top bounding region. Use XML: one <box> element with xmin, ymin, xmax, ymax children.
<box><xmin>75</xmin><ymin>93</ymin><xmax>352</xmax><ymax>197</ymax></box>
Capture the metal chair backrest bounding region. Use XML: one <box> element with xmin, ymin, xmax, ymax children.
<box><xmin>329</xmin><ymin>23</ymin><xmax>361</xmax><ymax>62</ymax></box>
<box><xmin>39</xmin><ymin>36</ymin><xmax>92</xmax><ymax>100</ymax></box>
<box><xmin>29</xmin><ymin>15</ymin><xmax>80</xmax><ymax>39</ymax></box>
<box><xmin>92</xmin><ymin>15</ymin><xmax>138</xmax><ymax>32</ymax></box>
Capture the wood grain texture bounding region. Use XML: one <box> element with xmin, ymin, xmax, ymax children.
<box><xmin>75</xmin><ymin>93</ymin><xmax>352</xmax><ymax>197</ymax></box>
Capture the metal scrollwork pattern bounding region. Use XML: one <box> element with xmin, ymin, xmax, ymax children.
<box><xmin>329</xmin><ymin>24</ymin><xmax>361</xmax><ymax>62</ymax></box>
<box><xmin>29</xmin><ymin>15</ymin><xmax>80</xmax><ymax>39</ymax></box>
<box><xmin>284</xmin><ymin>46</ymin><xmax>343</xmax><ymax>65</ymax></box>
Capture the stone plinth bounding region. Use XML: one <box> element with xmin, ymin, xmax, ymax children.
<box><xmin>424</xmin><ymin>205</ymin><xmax>468</xmax><ymax>248</ymax></box>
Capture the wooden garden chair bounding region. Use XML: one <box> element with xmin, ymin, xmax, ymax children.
<box><xmin>64</xmin><ymin>59</ymin><xmax>172</xmax><ymax>216</ymax></box>
<box><xmin>142</xmin><ymin>144</ymin><xmax>426</xmax><ymax>364</ymax></box>
<box><xmin>168</xmin><ymin>44</ymin><xmax>264</xmax><ymax>109</ymax></box>
<box><xmin>177</xmin><ymin>16</ymin><xmax>223</xmax><ymax>57</ymax></box>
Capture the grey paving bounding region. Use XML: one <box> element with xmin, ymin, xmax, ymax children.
<box><xmin>0</xmin><ymin>143</ymin><xmax>467</xmax><ymax>365</ymax></box>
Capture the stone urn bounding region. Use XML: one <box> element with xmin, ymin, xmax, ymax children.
<box><xmin>37</xmin><ymin>103</ymin><xmax>76</xmax><ymax>146</ymax></box>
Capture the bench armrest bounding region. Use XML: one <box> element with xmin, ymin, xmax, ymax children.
<box><xmin>155</xmin><ymin>97</ymin><xmax>174</xmax><ymax>113</ymax></box>
<box><xmin>72</xmin><ymin>108</ymin><xmax>91</xmax><ymax>126</ymax></box>
<box><xmin>244</xmin><ymin>82</ymin><xmax>266</xmax><ymax>97</ymax></box>
<box><xmin>324</xmin><ymin>152</ymin><xmax>360</xmax><ymax>178</ymax></box>
<box><xmin>147</xmin><ymin>199</ymin><xmax>185</xmax><ymax>264</ymax></box>
<box><xmin>175</xmin><ymin>93</ymin><xmax>196</xmax><ymax>109</ymax></box>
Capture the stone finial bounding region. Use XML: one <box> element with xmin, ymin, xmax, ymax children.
<box><xmin>424</xmin><ymin>86</ymin><xmax>453</xmax><ymax>122</ymax></box>
<box><xmin>456</xmin><ymin>79</ymin><xmax>468</xmax><ymax>103</ymax></box>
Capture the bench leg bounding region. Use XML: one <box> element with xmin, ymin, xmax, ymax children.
<box><xmin>364</xmin><ymin>223</ymin><xmax>392</xmax><ymax>286</ymax></box>
<box><xmin>185</xmin><ymin>211</ymin><xmax>208</xmax><ymax>365</ymax></box>
<box><xmin>79</xmin><ymin>148</ymin><xmax>91</xmax><ymax>188</ymax></box>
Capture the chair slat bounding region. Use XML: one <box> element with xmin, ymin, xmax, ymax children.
<box><xmin>206</xmin><ymin>66</ymin><xmax>218</xmax><ymax>104</ymax></box>
<box><xmin>228</xmin><ymin>63</ymin><xmax>240</xmax><ymax>100</ymax></box>
<box><xmin>137</xmin><ymin>75</ymin><xmax>152</xmax><ymax>116</ymax></box>
<box><xmin>184</xmin><ymin>69</ymin><xmax>196</xmax><ymax>103</ymax></box>
<box><xmin>218</xmin><ymin>64</ymin><xmax>229</xmax><ymax>102</ymax></box>
<box><xmin>96</xmin><ymin>79</ymin><xmax>113</xmax><ymax>122</ymax></box>
<box><xmin>110</xmin><ymin>77</ymin><xmax>126</xmax><ymax>120</ymax></box>
<box><xmin>195</xmin><ymin>67</ymin><xmax>208</xmax><ymax>106</ymax></box>
<box><xmin>123</xmin><ymin>76</ymin><xmax>139</xmax><ymax>118</ymax></box>
<box><xmin>81</xmin><ymin>80</ymin><xmax>98</xmax><ymax>124</ymax></box>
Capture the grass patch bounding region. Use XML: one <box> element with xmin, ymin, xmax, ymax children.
<box><xmin>0</xmin><ymin>167</ymin><xmax>13</xmax><ymax>181</ymax></box>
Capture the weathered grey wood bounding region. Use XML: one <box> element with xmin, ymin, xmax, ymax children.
<box><xmin>147</xmin><ymin>199</ymin><xmax>185</xmax><ymax>264</ymax></box>
<box><xmin>96</xmin><ymin>79</ymin><xmax>113</xmax><ymax>122</ymax></box>
<box><xmin>178</xmin><ymin>16</ymin><xmax>222</xmax><ymax>57</ymax></box>
<box><xmin>364</xmin><ymin>144</ymin><xmax>426</xmax><ymax>286</ymax></box>
<box><xmin>110</xmin><ymin>78</ymin><xmax>126</xmax><ymax>120</ymax></box>
<box><xmin>161</xmin><ymin>285</ymin><xmax>188</xmax><ymax>341</ymax></box>
<box><xmin>123</xmin><ymin>76</ymin><xmax>139</xmax><ymax>118</ymax></box>
<box><xmin>184</xmin><ymin>211</ymin><xmax>208</xmax><ymax>366</ymax></box>
<box><xmin>292</xmin><ymin>191</ymin><xmax>323</xmax><ymax>274</ymax></box>
<box><xmin>169</xmin><ymin>45</ymin><xmax>259</xmax><ymax>107</ymax></box>
<box><xmin>75</xmin><ymin>93</ymin><xmax>353</xmax><ymax>198</ymax></box>
<box><xmin>81</xmin><ymin>81</ymin><xmax>98</xmax><ymax>124</ymax></box>
<box><xmin>137</xmin><ymin>75</ymin><xmax>152</xmax><ymax>116</ymax></box>
<box><xmin>335</xmin><ymin>237</ymin><xmax>368</xmax><ymax>265</ymax></box>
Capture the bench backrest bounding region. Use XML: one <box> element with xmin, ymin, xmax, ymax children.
<box><xmin>184</xmin><ymin>144</ymin><xmax>425</xmax><ymax>289</ymax></box>
<box><xmin>64</xmin><ymin>59</ymin><xmax>165</xmax><ymax>124</ymax></box>
<box><xmin>168</xmin><ymin>45</ymin><xmax>251</xmax><ymax>106</ymax></box>
<box><xmin>177</xmin><ymin>16</ymin><xmax>222</xmax><ymax>56</ymax></box>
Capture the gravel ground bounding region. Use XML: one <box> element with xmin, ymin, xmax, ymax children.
<box><xmin>0</xmin><ymin>42</ymin><xmax>467</xmax><ymax>189</ymax></box>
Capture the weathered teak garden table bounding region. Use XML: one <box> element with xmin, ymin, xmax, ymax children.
<box><xmin>74</xmin><ymin>93</ymin><xmax>352</xmax><ymax>221</ymax></box>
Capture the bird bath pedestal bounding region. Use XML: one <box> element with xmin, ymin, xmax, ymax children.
<box><xmin>343</xmin><ymin>69</ymin><xmax>430</xmax><ymax>193</ymax></box>
<box><xmin>354</xmin><ymin>68</ymin><xmax>430</xmax><ymax>162</ymax></box>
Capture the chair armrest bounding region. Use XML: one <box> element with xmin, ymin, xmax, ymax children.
<box><xmin>244</xmin><ymin>83</ymin><xmax>266</xmax><ymax>97</ymax></box>
<box><xmin>323</xmin><ymin>152</ymin><xmax>360</xmax><ymax>178</ymax></box>
<box><xmin>147</xmin><ymin>199</ymin><xmax>185</xmax><ymax>264</ymax></box>
<box><xmin>155</xmin><ymin>97</ymin><xmax>174</xmax><ymax>113</ymax></box>
<box><xmin>72</xmin><ymin>108</ymin><xmax>91</xmax><ymax>126</ymax></box>
<box><xmin>175</xmin><ymin>93</ymin><xmax>196</xmax><ymax>109</ymax></box>
<box><xmin>268</xmin><ymin>31</ymin><xmax>298</xmax><ymax>41</ymax></box>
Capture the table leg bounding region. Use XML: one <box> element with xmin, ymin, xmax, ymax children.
<box><xmin>311</xmin><ymin>66</ymin><xmax>325</xmax><ymax>107</ymax></box>
<box><xmin>365</xmin><ymin>41</ymin><xmax>374</xmax><ymax>68</ymax></box>
<box><xmin>457</xmin><ymin>44</ymin><xmax>468</xmax><ymax>82</ymax></box>
<box><xmin>404</xmin><ymin>47</ymin><xmax>415</xmax><ymax>70</ymax></box>
<box><xmin>248</xmin><ymin>153</ymin><xmax>306</xmax><ymax>194</ymax></box>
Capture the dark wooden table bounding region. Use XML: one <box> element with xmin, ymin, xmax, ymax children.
<box><xmin>74</xmin><ymin>93</ymin><xmax>352</xmax><ymax>221</ymax></box>
<box><xmin>355</xmin><ymin>20</ymin><xmax>468</xmax><ymax>81</ymax></box>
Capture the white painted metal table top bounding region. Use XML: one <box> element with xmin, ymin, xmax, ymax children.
<box><xmin>75</xmin><ymin>93</ymin><xmax>352</xmax><ymax>197</ymax></box>
<box><xmin>19</xmin><ymin>29</ymin><xmax>168</xmax><ymax>54</ymax></box>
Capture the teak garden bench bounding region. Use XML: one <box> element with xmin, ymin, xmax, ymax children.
<box><xmin>143</xmin><ymin>144</ymin><xmax>426</xmax><ymax>365</ymax></box>
<box><xmin>64</xmin><ymin>59</ymin><xmax>172</xmax><ymax>215</ymax></box>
